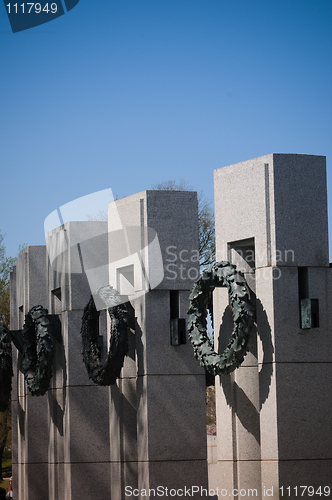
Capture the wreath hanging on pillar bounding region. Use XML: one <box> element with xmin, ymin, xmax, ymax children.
<box><xmin>0</xmin><ymin>323</ymin><xmax>13</xmax><ymax>411</ymax></box>
<box><xmin>21</xmin><ymin>305</ymin><xmax>54</xmax><ymax>396</ymax></box>
<box><xmin>188</xmin><ymin>261</ymin><xmax>254</xmax><ymax>375</ymax></box>
<box><xmin>81</xmin><ymin>286</ymin><xmax>132</xmax><ymax>386</ymax></box>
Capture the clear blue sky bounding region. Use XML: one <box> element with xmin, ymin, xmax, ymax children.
<box><xmin>1</xmin><ymin>0</ymin><xmax>332</xmax><ymax>258</ymax></box>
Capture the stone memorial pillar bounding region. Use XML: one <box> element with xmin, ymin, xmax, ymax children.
<box><xmin>46</xmin><ymin>220</ymin><xmax>111</xmax><ymax>500</ymax></box>
<box><xmin>10</xmin><ymin>246</ymin><xmax>49</xmax><ymax>500</ymax></box>
<box><xmin>213</xmin><ymin>154</ymin><xmax>332</xmax><ymax>499</ymax></box>
<box><xmin>108</xmin><ymin>190</ymin><xmax>208</xmax><ymax>499</ymax></box>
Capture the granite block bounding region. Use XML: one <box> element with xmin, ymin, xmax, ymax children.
<box><xmin>215</xmin><ymin>461</ymin><xmax>235</xmax><ymax>497</ymax></box>
<box><xmin>110</xmin><ymin>462</ymin><xmax>122</xmax><ymax>499</ymax></box>
<box><xmin>275</xmin><ymin>362</ymin><xmax>332</xmax><ymax>461</ymax></box>
<box><xmin>109</xmin><ymin>190</ymin><xmax>199</xmax><ymax>293</ymax></box>
<box><xmin>17</xmin><ymin>463</ymin><xmax>26</xmax><ymax>500</ymax></box>
<box><xmin>48</xmin><ymin>387</ymin><xmax>65</xmax><ymax>465</ymax></box>
<box><xmin>137</xmin><ymin>460</ymin><xmax>149</xmax><ymax>496</ymax></box>
<box><xmin>70</xmin><ymin>462</ymin><xmax>111</xmax><ymax>500</ymax></box>
<box><xmin>11</xmin><ymin>464</ymin><xmax>18</xmax><ymax>497</ymax></box>
<box><xmin>62</xmin><ymin>310</ymin><xmax>95</xmax><ymax>387</ymax></box>
<box><xmin>25</xmin><ymin>463</ymin><xmax>49</xmax><ymax>500</ymax></box>
<box><xmin>260</xmin><ymin>460</ymin><xmax>279</xmax><ymax>497</ymax></box>
<box><xmin>237</xmin><ymin>460</ymin><xmax>262</xmax><ymax>499</ymax></box>
<box><xmin>233</xmin><ymin>366</ymin><xmax>261</xmax><ymax>461</ymax></box>
<box><xmin>136</xmin><ymin>375</ymin><xmax>148</xmax><ymax>463</ymax></box>
<box><xmin>214</xmin><ymin>154</ymin><xmax>272</xmax><ymax>268</ymax></box>
<box><xmin>124</xmin><ymin>461</ymin><xmax>139</xmax><ymax>499</ymax></box>
<box><xmin>63</xmin><ymin>463</ymin><xmax>72</xmax><ymax>500</ymax></box>
<box><xmin>214</xmin><ymin>154</ymin><xmax>328</xmax><ymax>269</ymax></box>
<box><xmin>66</xmin><ymin>385</ymin><xmax>110</xmax><ymax>463</ymax></box>
<box><xmin>255</xmin><ymin>267</ymin><xmax>275</xmax><ymax>369</ymax></box>
<box><xmin>145</xmin><ymin>460</ymin><xmax>208</xmax><ymax>499</ymax></box>
<box><xmin>25</xmin><ymin>394</ymin><xmax>49</xmax><ymax>464</ymax></box>
<box><xmin>259</xmin><ymin>367</ymin><xmax>278</xmax><ymax>462</ymax></box>
<box><xmin>111</xmin><ymin>460</ymin><xmax>139</xmax><ymax>500</ymax></box>
<box><xmin>117</xmin><ymin>377</ymin><xmax>138</xmax><ymax>462</ymax></box>
<box><xmin>272</xmin><ymin>266</ymin><xmax>332</xmax><ymax>363</ymax></box>
<box><xmin>278</xmin><ymin>460</ymin><xmax>332</xmax><ymax>499</ymax></box>
<box><xmin>208</xmin><ymin>461</ymin><xmax>219</xmax><ymax>495</ymax></box>
<box><xmin>14</xmin><ymin>245</ymin><xmax>48</xmax><ymax>313</ymax></box>
<box><xmin>236</xmin><ymin>323</ymin><xmax>259</xmax><ymax>368</ymax></box>
<box><xmin>52</xmin><ymin>336</ymin><xmax>66</xmax><ymax>391</ymax></box>
<box><xmin>142</xmin><ymin>291</ymin><xmax>206</xmax><ymax>376</ymax></box>
<box><xmin>148</xmin><ymin>191</ymin><xmax>200</xmax><ymax>291</ymax></box>
<box><xmin>14</xmin><ymin>246</ymin><xmax>47</xmax><ymax>314</ymax></box>
<box><xmin>47</xmin><ymin>221</ymin><xmax>108</xmax><ymax>311</ymax></box>
<box><xmin>49</xmin><ymin>462</ymin><xmax>65</xmax><ymax>500</ymax></box>
<box><xmin>142</xmin><ymin>374</ymin><xmax>207</xmax><ymax>462</ymax></box>
<box><xmin>68</xmin><ymin>271</ymin><xmax>91</xmax><ymax>311</ymax></box>
<box><xmin>272</xmin><ymin>154</ymin><xmax>328</xmax><ymax>267</ymax></box>
<box><xmin>27</xmin><ymin>246</ymin><xmax>48</xmax><ymax>308</ymax></box>
<box><xmin>17</xmin><ymin>396</ymin><xmax>26</xmax><ymax>465</ymax></box>
<box><xmin>109</xmin><ymin>383</ymin><xmax>121</xmax><ymax>463</ymax></box>
<box><xmin>207</xmin><ymin>437</ymin><xmax>214</xmax><ymax>465</ymax></box>
<box><xmin>215</xmin><ymin>374</ymin><xmax>233</xmax><ymax>461</ymax></box>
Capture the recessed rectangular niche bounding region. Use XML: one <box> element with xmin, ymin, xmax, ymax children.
<box><xmin>19</xmin><ymin>305</ymin><xmax>23</xmax><ymax>329</ymax></box>
<box><xmin>117</xmin><ymin>264</ymin><xmax>135</xmax><ymax>296</ymax></box>
<box><xmin>170</xmin><ymin>290</ymin><xmax>179</xmax><ymax>320</ymax></box>
<box><xmin>52</xmin><ymin>288</ymin><xmax>62</xmax><ymax>314</ymax></box>
<box><xmin>170</xmin><ymin>290</ymin><xmax>186</xmax><ymax>345</ymax></box>
<box><xmin>228</xmin><ymin>237</ymin><xmax>256</xmax><ymax>294</ymax></box>
<box><xmin>298</xmin><ymin>267</ymin><xmax>309</xmax><ymax>300</ymax></box>
<box><xmin>228</xmin><ymin>237</ymin><xmax>255</xmax><ymax>272</ymax></box>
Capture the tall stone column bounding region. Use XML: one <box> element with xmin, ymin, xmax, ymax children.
<box><xmin>46</xmin><ymin>221</ymin><xmax>111</xmax><ymax>500</ymax></box>
<box><xmin>108</xmin><ymin>190</ymin><xmax>208</xmax><ymax>500</ymax></box>
<box><xmin>10</xmin><ymin>246</ymin><xmax>49</xmax><ymax>500</ymax></box>
<box><xmin>213</xmin><ymin>154</ymin><xmax>332</xmax><ymax>499</ymax></box>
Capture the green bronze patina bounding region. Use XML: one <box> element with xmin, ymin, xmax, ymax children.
<box><xmin>1</xmin><ymin>306</ymin><xmax>57</xmax><ymax>400</ymax></box>
<box><xmin>0</xmin><ymin>323</ymin><xmax>13</xmax><ymax>411</ymax></box>
<box><xmin>188</xmin><ymin>261</ymin><xmax>254</xmax><ymax>375</ymax></box>
<box><xmin>81</xmin><ymin>286</ymin><xmax>132</xmax><ymax>386</ymax></box>
<box><xmin>21</xmin><ymin>305</ymin><xmax>54</xmax><ymax>396</ymax></box>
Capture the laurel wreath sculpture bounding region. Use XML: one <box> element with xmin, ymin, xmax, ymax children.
<box><xmin>0</xmin><ymin>323</ymin><xmax>13</xmax><ymax>411</ymax></box>
<box><xmin>188</xmin><ymin>261</ymin><xmax>255</xmax><ymax>375</ymax></box>
<box><xmin>21</xmin><ymin>305</ymin><xmax>54</xmax><ymax>396</ymax></box>
<box><xmin>81</xmin><ymin>286</ymin><xmax>132</xmax><ymax>386</ymax></box>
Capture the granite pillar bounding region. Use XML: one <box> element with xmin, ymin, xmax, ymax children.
<box><xmin>213</xmin><ymin>154</ymin><xmax>332</xmax><ymax>499</ymax></box>
<box><xmin>108</xmin><ymin>191</ymin><xmax>208</xmax><ymax>499</ymax></box>
<box><xmin>10</xmin><ymin>246</ymin><xmax>48</xmax><ymax>500</ymax></box>
<box><xmin>46</xmin><ymin>221</ymin><xmax>111</xmax><ymax>500</ymax></box>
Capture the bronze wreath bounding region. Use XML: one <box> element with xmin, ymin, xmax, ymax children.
<box><xmin>81</xmin><ymin>286</ymin><xmax>132</xmax><ymax>386</ymax></box>
<box><xmin>21</xmin><ymin>305</ymin><xmax>54</xmax><ymax>396</ymax></box>
<box><xmin>0</xmin><ymin>323</ymin><xmax>13</xmax><ymax>411</ymax></box>
<box><xmin>188</xmin><ymin>261</ymin><xmax>255</xmax><ymax>375</ymax></box>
